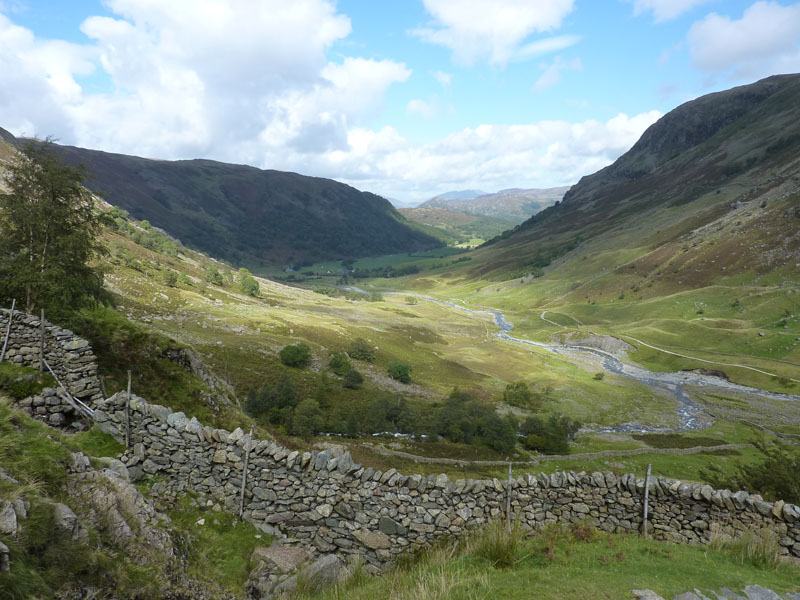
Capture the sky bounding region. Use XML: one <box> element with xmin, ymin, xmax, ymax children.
<box><xmin>1</xmin><ymin>1</ymin><xmax>799</xmax><ymax>204</ymax></box>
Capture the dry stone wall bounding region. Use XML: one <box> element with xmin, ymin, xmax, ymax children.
<box><xmin>94</xmin><ymin>393</ymin><xmax>800</xmax><ymax>572</ymax></box>
<box><xmin>0</xmin><ymin>308</ymin><xmax>103</xmax><ymax>406</ymax></box>
<box><xmin>14</xmin><ymin>387</ymin><xmax>89</xmax><ymax>431</ymax></box>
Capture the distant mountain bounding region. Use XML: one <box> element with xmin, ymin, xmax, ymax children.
<box><xmin>0</xmin><ymin>131</ymin><xmax>440</xmax><ymax>267</ymax></box>
<box><xmin>433</xmin><ymin>190</ymin><xmax>487</xmax><ymax>201</ymax></box>
<box><xmin>421</xmin><ymin>186</ymin><xmax>570</xmax><ymax>222</ymax></box>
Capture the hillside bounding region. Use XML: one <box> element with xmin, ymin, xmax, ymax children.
<box><xmin>0</xmin><ymin>130</ymin><xmax>439</xmax><ymax>268</ymax></box>
<box><xmin>421</xmin><ymin>186</ymin><xmax>570</xmax><ymax>221</ymax></box>
<box><xmin>398</xmin><ymin>205</ymin><xmax>515</xmax><ymax>245</ymax></box>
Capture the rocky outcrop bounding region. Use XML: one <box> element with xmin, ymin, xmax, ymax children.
<box><xmin>92</xmin><ymin>393</ymin><xmax>800</xmax><ymax>575</ymax></box>
<box><xmin>0</xmin><ymin>308</ymin><xmax>103</xmax><ymax>405</ymax></box>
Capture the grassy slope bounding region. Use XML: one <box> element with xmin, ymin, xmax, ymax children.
<box><xmin>297</xmin><ymin>523</ymin><xmax>799</xmax><ymax>600</ymax></box>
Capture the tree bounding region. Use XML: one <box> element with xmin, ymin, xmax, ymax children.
<box><xmin>502</xmin><ymin>381</ymin><xmax>532</xmax><ymax>407</ymax></box>
<box><xmin>204</xmin><ymin>266</ymin><xmax>224</xmax><ymax>286</ymax></box>
<box><xmin>291</xmin><ymin>398</ymin><xmax>324</xmax><ymax>439</ymax></box>
<box><xmin>387</xmin><ymin>361</ymin><xmax>412</xmax><ymax>383</ymax></box>
<box><xmin>0</xmin><ymin>140</ymin><xmax>108</xmax><ymax>316</ymax></box>
<box><xmin>280</xmin><ymin>343</ymin><xmax>311</xmax><ymax>368</ymax></box>
<box><xmin>342</xmin><ymin>368</ymin><xmax>364</xmax><ymax>389</ymax></box>
<box><xmin>329</xmin><ymin>351</ymin><xmax>352</xmax><ymax>376</ymax></box>
<box><xmin>238</xmin><ymin>267</ymin><xmax>260</xmax><ymax>296</ymax></box>
<box><xmin>347</xmin><ymin>338</ymin><xmax>376</xmax><ymax>362</ymax></box>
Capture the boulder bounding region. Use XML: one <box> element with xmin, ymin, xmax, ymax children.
<box><xmin>53</xmin><ymin>503</ymin><xmax>89</xmax><ymax>543</ymax></box>
<box><xmin>0</xmin><ymin>502</ymin><xmax>17</xmax><ymax>536</ymax></box>
<box><xmin>251</xmin><ymin>546</ymin><xmax>309</xmax><ymax>572</ymax></box>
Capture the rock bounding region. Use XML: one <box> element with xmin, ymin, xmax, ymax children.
<box><xmin>631</xmin><ymin>591</ymin><xmax>666</xmax><ymax>600</ymax></box>
<box><xmin>354</xmin><ymin>528</ymin><xmax>391</xmax><ymax>550</ymax></box>
<box><xmin>378</xmin><ymin>515</ymin><xmax>406</xmax><ymax>536</ymax></box>
<box><xmin>0</xmin><ymin>540</ymin><xmax>9</xmax><ymax>572</ymax></box>
<box><xmin>0</xmin><ymin>502</ymin><xmax>17</xmax><ymax>536</ymax></box>
<box><xmin>53</xmin><ymin>503</ymin><xmax>89</xmax><ymax>543</ymax></box>
<box><xmin>673</xmin><ymin>593</ymin><xmax>702</xmax><ymax>600</ymax></box>
<box><xmin>334</xmin><ymin>501</ymin><xmax>355</xmax><ymax>520</ymax></box>
<box><xmin>742</xmin><ymin>585</ymin><xmax>784</xmax><ymax>600</ymax></box>
<box><xmin>301</xmin><ymin>554</ymin><xmax>343</xmax><ymax>590</ymax></box>
<box><xmin>212</xmin><ymin>449</ymin><xmax>227</xmax><ymax>463</ymax></box>
<box><xmin>251</xmin><ymin>546</ymin><xmax>309</xmax><ymax>572</ymax></box>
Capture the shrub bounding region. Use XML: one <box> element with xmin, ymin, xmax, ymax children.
<box><xmin>280</xmin><ymin>343</ymin><xmax>311</xmax><ymax>368</ymax></box>
<box><xmin>162</xmin><ymin>270</ymin><xmax>178</xmax><ymax>287</ymax></box>
<box><xmin>593</xmin><ymin>372</ymin><xmax>604</xmax><ymax>381</ymax></box>
<box><xmin>328</xmin><ymin>351</ymin><xmax>352</xmax><ymax>376</ymax></box>
<box><xmin>347</xmin><ymin>338</ymin><xmax>376</xmax><ymax>362</ymax></box>
<box><xmin>502</xmin><ymin>381</ymin><xmax>532</xmax><ymax>407</ymax></box>
<box><xmin>342</xmin><ymin>368</ymin><xmax>363</xmax><ymax>390</ymax></box>
<box><xmin>387</xmin><ymin>361</ymin><xmax>412</xmax><ymax>384</ymax></box>
<box><xmin>290</xmin><ymin>398</ymin><xmax>324</xmax><ymax>439</ymax></box>
<box><xmin>204</xmin><ymin>266</ymin><xmax>224</xmax><ymax>286</ymax></box>
<box><xmin>240</xmin><ymin>276</ymin><xmax>259</xmax><ymax>297</ymax></box>
<box><xmin>700</xmin><ymin>441</ymin><xmax>800</xmax><ymax>504</ymax></box>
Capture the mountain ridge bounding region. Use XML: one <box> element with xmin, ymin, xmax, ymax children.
<box><xmin>0</xmin><ymin>131</ymin><xmax>440</xmax><ymax>268</ymax></box>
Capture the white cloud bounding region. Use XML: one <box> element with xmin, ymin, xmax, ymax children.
<box><xmin>1</xmin><ymin>0</ymin><xmax>410</xmax><ymax>161</ymax></box>
<box><xmin>289</xmin><ymin>111</ymin><xmax>663</xmax><ymax>201</ymax></box>
<box><xmin>407</xmin><ymin>98</ymin><xmax>439</xmax><ymax>119</ymax></box>
<box><xmin>628</xmin><ymin>0</ymin><xmax>711</xmax><ymax>22</ymax></box>
<box><xmin>432</xmin><ymin>70</ymin><xmax>452</xmax><ymax>86</ymax></box>
<box><xmin>534</xmin><ymin>56</ymin><xmax>582</xmax><ymax>92</ymax></box>
<box><xmin>688</xmin><ymin>1</ymin><xmax>800</xmax><ymax>80</ymax></box>
<box><xmin>412</xmin><ymin>0</ymin><xmax>576</xmax><ymax>66</ymax></box>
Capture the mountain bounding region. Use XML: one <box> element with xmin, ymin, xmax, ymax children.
<box><xmin>433</xmin><ymin>189</ymin><xmax>487</xmax><ymax>201</ymax></box>
<box><xmin>398</xmin><ymin>206</ymin><xmax>515</xmax><ymax>244</ymax></box>
<box><xmin>421</xmin><ymin>186</ymin><xmax>570</xmax><ymax>221</ymax></box>
<box><xmin>482</xmin><ymin>73</ymin><xmax>800</xmax><ymax>275</ymax></box>
<box><xmin>0</xmin><ymin>130</ymin><xmax>439</xmax><ymax>268</ymax></box>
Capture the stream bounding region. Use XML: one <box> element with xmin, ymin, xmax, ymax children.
<box><xmin>343</xmin><ymin>287</ymin><xmax>800</xmax><ymax>433</ymax></box>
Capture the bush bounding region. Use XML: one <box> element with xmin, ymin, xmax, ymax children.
<box><xmin>347</xmin><ymin>338</ymin><xmax>376</xmax><ymax>362</ymax></box>
<box><xmin>328</xmin><ymin>351</ymin><xmax>352</xmax><ymax>376</ymax></box>
<box><xmin>240</xmin><ymin>276</ymin><xmax>259</xmax><ymax>297</ymax></box>
<box><xmin>700</xmin><ymin>441</ymin><xmax>800</xmax><ymax>504</ymax></box>
<box><xmin>502</xmin><ymin>381</ymin><xmax>532</xmax><ymax>407</ymax></box>
<box><xmin>290</xmin><ymin>398</ymin><xmax>324</xmax><ymax>438</ymax></box>
<box><xmin>280</xmin><ymin>343</ymin><xmax>311</xmax><ymax>368</ymax></box>
<box><xmin>521</xmin><ymin>413</ymin><xmax>581</xmax><ymax>454</ymax></box>
<box><xmin>593</xmin><ymin>372</ymin><xmax>605</xmax><ymax>381</ymax></box>
<box><xmin>387</xmin><ymin>361</ymin><xmax>412</xmax><ymax>384</ymax></box>
<box><xmin>244</xmin><ymin>371</ymin><xmax>298</xmax><ymax>426</ymax></box>
<box><xmin>342</xmin><ymin>368</ymin><xmax>363</xmax><ymax>390</ymax></box>
<box><xmin>204</xmin><ymin>266</ymin><xmax>224</xmax><ymax>286</ymax></box>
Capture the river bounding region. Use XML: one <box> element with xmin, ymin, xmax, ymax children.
<box><xmin>343</xmin><ymin>287</ymin><xmax>800</xmax><ymax>432</ymax></box>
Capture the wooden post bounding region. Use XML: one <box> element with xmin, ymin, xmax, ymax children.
<box><xmin>125</xmin><ymin>370</ymin><xmax>132</xmax><ymax>450</ymax></box>
<box><xmin>505</xmin><ymin>462</ymin><xmax>513</xmax><ymax>529</ymax></box>
<box><xmin>0</xmin><ymin>299</ymin><xmax>16</xmax><ymax>363</ymax></box>
<box><xmin>642</xmin><ymin>463</ymin><xmax>652</xmax><ymax>538</ymax></box>
<box><xmin>239</xmin><ymin>427</ymin><xmax>254</xmax><ymax>519</ymax></box>
<box><xmin>39</xmin><ymin>309</ymin><xmax>45</xmax><ymax>372</ymax></box>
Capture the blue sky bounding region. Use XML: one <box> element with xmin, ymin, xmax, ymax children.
<box><xmin>1</xmin><ymin>1</ymin><xmax>799</xmax><ymax>203</ymax></box>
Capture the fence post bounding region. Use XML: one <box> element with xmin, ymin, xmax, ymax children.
<box><xmin>239</xmin><ymin>427</ymin><xmax>254</xmax><ymax>519</ymax></box>
<box><xmin>40</xmin><ymin>309</ymin><xmax>45</xmax><ymax>372</ymax></box>
<box><xmin>642</xmin><ymin>463</ymin><xmax>652</xmax><ymax>538</ymax></box>
<box><xmin>125</xmin><ymin>370</ymin><xmax>132</xmax><ymax>450</ymax></box>
<box><xmin>505</xmin><ymin>462</ymin><xmax>513</xmax><ymax>529</ymax></box>
<box><xmin>0</xmin><ymin>299</ymin><xmax>16</xmax><ymax>363</ymax></box>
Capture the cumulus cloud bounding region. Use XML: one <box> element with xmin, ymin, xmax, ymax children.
<box><xmin>688</xmin><ymin>1</ymin><xmax>800</xmax><ymax>81</ymax></box>
<box><xmin>533</xmin><ymin>56</ymin><xmax>582</xmax><ymax>92</ymax></box>
<box><xmin>298</xmin><ymin>111</ymin><xmax>663</xmax><ymax>201</ymax></box>
<box><xmin>0</xmin><ymin>0</ymin><xmax>410</xmax><ymax>162</ymax></box>
<box><xmin>411</xmin><ymin>0</ymin><xmax>576</xmax><ymax>65</ymax></box>
<box><xmin>628</xmin><ymin>0</ymin><xmax>711</xmax><ymax>22</ymax></box>
<box><xmin>407</xmin><ymin>98</ymin><xmax>439</xmax><ymax>119</ymax></box>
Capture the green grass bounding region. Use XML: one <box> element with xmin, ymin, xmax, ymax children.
<box><xmin>168</xmin><ymin>495</ymin><xmax>272</xmax><ymax>590</ymax></box>
<box><xmin>298</xmin><ymin>522</ymin><xmax>800</xmax><ymax>600</ymax></box>
<box><xmin>69</xmin><ymin>427</ymin><xmax>126</xmax><ymax>457</ymax></box>
<box><xmin>0</xmin><ymin>362</ymin><xmax>56</xmax><ymax>400</ymax></box>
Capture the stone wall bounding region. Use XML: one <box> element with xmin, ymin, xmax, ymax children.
<box><xmin>0</xmin><ymin>308</ymin><xmax>103</xmax><ymax>406</ymax></box>
<box><xmin>94</xmin><ymin>393</ymin><xmax>800</xmax><ymax>573</ymax></box>
<box><xmin>14</xmin><ymin>387</ymin><xmax>89</xmax><ymax>431</ymax></box>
